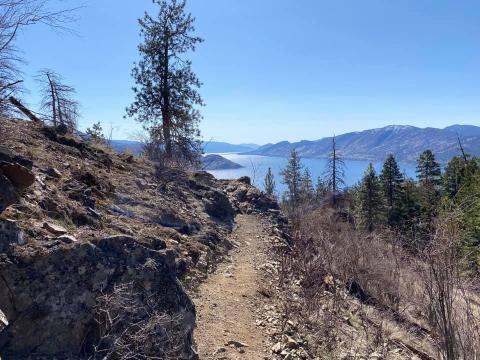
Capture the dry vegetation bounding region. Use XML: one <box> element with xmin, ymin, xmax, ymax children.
<box><xmin>274</xmin><ymin>207</ymin><xmax>480</xmax><ymax>359</ymax></box>
<box><xmin>92</xmin><ymin>282</ymin><xmax>194</xmax><ymax>360</ymax></box>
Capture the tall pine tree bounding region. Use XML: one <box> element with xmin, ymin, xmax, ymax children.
<box><xmin>416</xmin><ymin>150</ymin><xmax>442</xmax><ymax>242</ymax></box>
<box><xmin>127</xmin><ymin>0</ymin><xmax>203</xmax><ymax>163</ymax></box>
<box><xmin>380</xmin><ymin>154</ymin><xmax>404</xmax><ymax>227</ymax></box>
<box><xmin>358</xmin><ymin>163</ymin><xmax>384</xmax><ymax>231</ymax></box>
<box><xmin>264</xmin><ymin>167</ymin><xmax>276</xmax><ymax>196</ymax></box>
<box><xmin>299</xmin><ymin>168</ymin><xmax>314</xmax><ymax>203</ymax></box>
<box><xmin>280</xmin><ymin>149</ymin><xmax>303</xmax><ymax>207</ymax></box>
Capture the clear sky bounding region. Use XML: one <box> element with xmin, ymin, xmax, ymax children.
<box><xmin>15</xmin><ymin>0</ymin><xmax>480</xmax><ymax>144</ymax></box>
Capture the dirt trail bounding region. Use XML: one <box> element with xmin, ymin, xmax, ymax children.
<box><xmin>193</xmin><ymin>214</ymin><xmax>271</xmax><ymax>360</ymax></box>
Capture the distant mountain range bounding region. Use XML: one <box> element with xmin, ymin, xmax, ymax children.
<box><xmin>109</xmin><ymin>140</ymin><xmax>144</xmax><ymax>155</ymax></box>
<box><xmin>203</xmin><ymin>141</ymin><xmax>259</xmax><ymax>153</ymax></box>
<box><xmin>109</xmin><ymin>140</ymin><xmax>259</xmax><ymax>155</ymax></box>
<box><xmin>247</xmin><ymin>125</ymin><xmax>480</xmax><ymax>163</ymax></box>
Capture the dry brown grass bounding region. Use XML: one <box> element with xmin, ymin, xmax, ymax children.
<box><xmin>276</xmin><ymin>206</ymin><xmax>480</xmax><ymax>359</ymax></box>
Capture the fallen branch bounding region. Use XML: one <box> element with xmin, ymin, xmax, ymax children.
<box><xmin>9</xmin><ymin>96</ymin><xmax>41</xmax><ymax>123</ymax></box>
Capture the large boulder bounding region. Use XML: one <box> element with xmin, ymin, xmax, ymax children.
<box><xmin>0</xmin><ymin>147</ymin><xmax>35</xmax><ymax>214</ymax></box>
<box><xmin>0</xmin><ymin>236</ymin><xmax>197</xmax><ymax>359</ymax></box>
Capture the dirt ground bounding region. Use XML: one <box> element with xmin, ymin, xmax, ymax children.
<box><xmin>193</xmin><ymin>214</ymin><xmax>272</xmax><ymax>360</ymax></box>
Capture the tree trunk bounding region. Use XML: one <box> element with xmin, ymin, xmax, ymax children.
<box><xmin>46</xmin><ymin>73</ymin><xmax>57</xmax><ymax>127</ymax></box>
<box><xmin>54</xmin><ymin>83</ymin><xmax>63</xmax><ymax>126</ymax></box>
<box><xmin>162</xmin><ymin>33</ymin><xmax>172</xmax><ymax>157</ymax></box>
<box><xmin>9</xmin><ymin>97</ymin><xmax>41</xmax><ymax>123</ymax></box>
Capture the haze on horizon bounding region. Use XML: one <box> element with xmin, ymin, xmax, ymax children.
<box><xmin>16</xmin><ymin>0</ymin><xmax>480</xmax><ymax>144</ymax></box>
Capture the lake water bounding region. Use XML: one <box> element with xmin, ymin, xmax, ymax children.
<box><xmin>207</xmin><ymin>154</ymin><xmax>417</xmax><ymax>193</ymax></box>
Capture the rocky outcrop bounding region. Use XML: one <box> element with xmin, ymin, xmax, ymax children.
<box><xmin>0</xmin><ymin>235</ymin><xmax>196</xmax><ymax>359</ymax></box>
<box><xmin>222</xmin><ymin>176</ymin><xmax>279</xmax><ymax>214</ymax></box>
<box><xmin>0</xmin><ymin>147</ymin><xmax>34</xmax><ymax>213</ymax></box>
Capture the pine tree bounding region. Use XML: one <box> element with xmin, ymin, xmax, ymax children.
<box><xmin>416</xmin><ymin>150</ymin><xmax>442</xmax><ymax>242</ymax></box>
<box><xmin>398</xmin><ymin>177</ymin><xmax>422</xmax><ymax>240</ymax></box>
<box><xmin>358</xmin><ymin>163</ymin><xmax>384</xmax><ymax>231</ymax></box>
<box><xmin>324</xmin><ymin>135</ymin><xmax>345</xmax><ymax>205</ymax></box>
<box><xmin>86</xmin><ymin>122</ymin><xmax>105</xmax><ymax>143</ymax></box>
<box><xmin>264</xmin><ymin>167</ymin><xmax>276</xmax><ymax>196</ymax></box>
<box><xmin>315</xmin><ymin>177</ymin><xmax>328</xmax><ymax>204</ymax></box>
<box><xmin>280</xmin><ymin>149</ymin><xmax>303</xmax><ymax>207</ymax></box>
<box><xmin>299</xmin><ymin>168</ymin><xmax>314</xmax><ymax>203</ymax></box>
<box><xmin>443</xmin><ymin>156</ymin><xmax>479</xmax><ymax>199</ymax></box>
<box><xmin>416</xmin><ymin>150</ymin><xmax>442</xmax><ymax>188</ymax></box>
<box><xmin>380</xmin><ymin>154</ymin><xmax>404</xmax><ymax>227</ymax></box>
<box><xmin>126</xmin><ymin>0</ymin><xmax>203</xmax><ymax>163</ymax></box>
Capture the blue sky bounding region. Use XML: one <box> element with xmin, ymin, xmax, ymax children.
<box><xmin>16</xmin><ymin>0</ymin><xmax>480</xmax><ymax>144</ymax></box>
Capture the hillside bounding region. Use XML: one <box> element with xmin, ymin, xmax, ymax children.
<box><xmin>201</xmin><ymin>154</ymin><xmax>243</xmax><ymax>170</ymax></box>
<box><xmin>0</xmin><ymin>118</ymin><xmax>280</xmax><ymax>359</ymax></box>
<box><xmin>249</xmin><ymin>125</ymin><xmax>480</xmax><ymax>163</ymax></box>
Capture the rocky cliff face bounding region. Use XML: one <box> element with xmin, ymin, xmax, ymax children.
<box><xmin>0</xmin><ymin>118</ymin><xmax>280</xmax><ymax>359</ymax></box>
<box><xmin>0</xmin><ymin>236</ymin><xmax>195</xmax><ymax>359</ymax></box>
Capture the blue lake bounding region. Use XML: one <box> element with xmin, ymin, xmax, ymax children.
<box><xmin>206</xmin><ymin>154</ymin><xmax>417</xmax><ymax>193</ymax></box>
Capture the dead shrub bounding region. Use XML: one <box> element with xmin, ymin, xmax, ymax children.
<box><xmin>278</xmin><ymin>205</ymin><xmax>480</xmax><ymax>358</ymax></box>
<box><xmin>91</xmin><ymin>282</ymin><xmax>194</xmax><ymax>360</ymax></box>
<box><xmin>420</xmin><ymin>212</ymin><xmax>480</xmax><ymax>360</ymax></box>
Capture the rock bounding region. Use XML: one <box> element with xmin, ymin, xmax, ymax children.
<box><xmin>213</xmin><ymin>347</ymin><xmax>227</xmax><ymax>355</ymax></box>
<box><xmin>0</xmin><ymin>153</ymin><xmax>35</xmax><ymax>214</ymax></box>
<box><xmin>175</xmin><ymin>258</ymin><xmax>188</xmax><ymax>276</ymax></box>
<box><xmin>0</xmin><ymin>162</ymin><xmax>35</xmax><ymax>191</ymax></box>
<box><xmin>0</xmin><ymin>309</ymin><xmax>8</xmax><ymax>332</ymax></box>
<box><xmin>237</xmin><ymin>176</ymin><xmax>251</xmax><ymax>185</ymax></box>
<box><xmin>0</xmin><ymin>235</ymin><xmax>196</xmax><ymax>358</ymax></box>
<box><xmin>86</xmin><ymin>207</ymin><xmax>101</xmax><ymax>219</ymax></box>
<box><xmin>0</xmin><ymin>146</ymin><xmax>33</xmax><ymax>169</ymax></box>
<box><xmin>272</xmin><ymin>342</ymin><xmax>283</xmax><ymax>353</ymax></box>
<box><xmin>284</xmin><ymin>335</ymin><xmax>299</xmax><ymax>349</ymax></box>
<box><xmin>136</xmin><ymin>178</ymin><xmax>147</xmax><ymax>190</ymax></box>
<box><xmin>225</xmin><ymin>340</ymin><xmax>249</xmax><ymax>348</ymax></box>
<box><xmin>46</xmin><ymin>167</ymin><xmax>62</xmax><ymax>179</ymax></box>
<box><xmin>0</xmin><ymin>219</ymin><xmax>26</xmax><ymax>252</ymax></box>
<box><xmin>0</xmin><ymin>174</ymin><xmax>18</xmax><ymax>214</ymax></box>
<box><xmin>57</xmin><ymin>235</ymin><xmax>78</xmax><ymax>244</ymax></box>
<box><xmin>43</xmin><ymin>222</ymin><xmax>68</xmax><ymax>235</ymax></box>
<box><xmin>203</xmin><ymin>189</ymin><xmax>234</xmax><ymax>223</ymax></box>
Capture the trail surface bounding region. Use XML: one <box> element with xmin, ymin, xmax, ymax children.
<box><xmin>194</xmin><ymin>214</ymin><xmax>271</xmax><ymax>360</ymax></box>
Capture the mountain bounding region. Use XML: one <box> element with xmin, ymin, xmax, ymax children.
<box><xmin>109</xmin><ymin>140</ymin><xmax>144</xmax><ymax>155</ymax></box>
<box><xmin>203</xmin><ymin>141</ymin><xmax>259</xmax><ymax>153</ymax></box>
<box><xmin>109</xmin><ymin>140</ymin><xmax>260</xmax><ymax>156</ymax></box>
<box><xmin>248</xmin><ymin>125</ymin><xmax>480</xmax><ymax>163</ymax></box>
<box><xmin>201</xmin><ymin>154</ymin><xmax>243</xmax><ymax>170</ymax></box>
<box><xmin>444</xmin><ymin>124</ymin><xmax>480</xmax><ymax>137</ymax></box>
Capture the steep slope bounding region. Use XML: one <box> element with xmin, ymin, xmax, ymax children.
<box><xmin>249</xmin><ymin>125</ymin><xmax>480</xmax><ymax>163</ymax></box>
<box><xmin>0</xmin><ymin>118</ymin><xmax>278</xmax><ymax>359</ymax></box>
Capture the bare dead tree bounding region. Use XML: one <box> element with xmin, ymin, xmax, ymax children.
<box><xmin>36</xmin><ymin>69</ymin><xmax>79</xmax><ymax>131</ymax></box>
<box><xmin>0</xmin><ymin>1</ymin><xmax>77</xmax><ymax>113</ymax></box>
<box><xmin>324</xmin><ymin>135</ymin><xmax>346</xmax><ymax>205</ymax></box>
